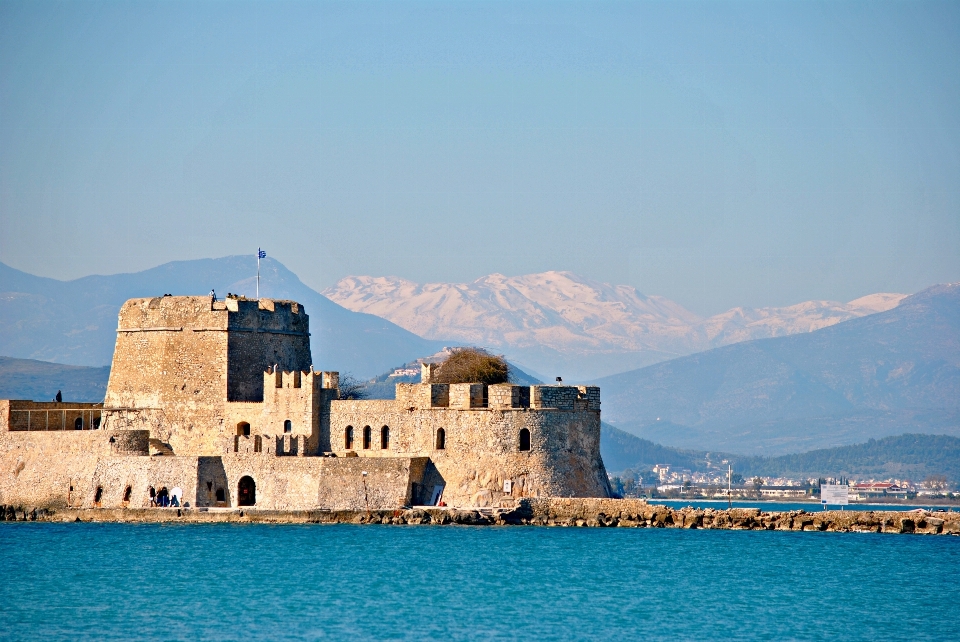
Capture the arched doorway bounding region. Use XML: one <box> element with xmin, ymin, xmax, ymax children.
<box><xmin>237</xmin><ymin>476</ymin><xmax>256</xmax><ymax>506</ymax></box>
<box><xmin>237</xmin><ymin>422</ymin><xmax>251</xmax><ymax>436</ymax></box>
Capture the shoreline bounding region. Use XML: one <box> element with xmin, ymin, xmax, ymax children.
<box><xmin>646</xmin><ymin>498</ymin><xmax>960</xmax><ymax>509</ymax></box>
<box><xmin>3</xmin><ymin>498</ymin><xmax>959</xmax><ymax>534</ymax></box>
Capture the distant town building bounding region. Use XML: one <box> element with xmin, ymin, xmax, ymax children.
<box><xmin>853</xmin><ymin>482</ymin><xmax>908</xmax><ymax>500</ymax></box>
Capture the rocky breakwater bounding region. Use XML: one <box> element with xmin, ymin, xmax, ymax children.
<box><xmin>2</xmin><ymin>499</ymin><xmax>959</xmax><ymax>534</ymax></box>
<box><xmin>521</xmin><ymin>499</ymin><xmax>960</xmax><ymax>534</ymax></box>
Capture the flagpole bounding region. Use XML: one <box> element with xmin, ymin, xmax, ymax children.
<box><xmin>257</xmin><ymin>249</ymin><xmax>260</xmax><ymax>300</ymax></box>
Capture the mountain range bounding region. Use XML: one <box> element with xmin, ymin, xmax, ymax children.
<box><xmin>601</xmin><ymin>424</ymin><xmax>960</xmax><ymax>482</ymax></box>
<box><xmin>596</xmin><ymin>283</ymin><xmax>960</xmax><ymax>455</ymax></box>
<box><xmin>323</xmin><ymin>271</ymin><xmax>905</xmax><ymax>379</ymax></box>
<box><xmin>0</xmin><ymin>258</ymin><xmax>442</xmax><ymax>378</ymax></box>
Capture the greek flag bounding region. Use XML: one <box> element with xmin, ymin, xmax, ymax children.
<box><xmin>258</xmin><ymin>249</ymin><xmax>266</xmax><ymax>259</ymax></box>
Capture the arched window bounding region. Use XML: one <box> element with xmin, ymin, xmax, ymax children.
<box><xmin>380</xmin><ymin>426</ymin><xmax>390</xmax><ymax>450</ymax></box>
<box><xmin>519</xmin><ymin>428</ymin><xmax>531</xmax><ymax>451</ymax></box>
<box><xmin>74</xmin><ymin>417</ymin><xmax>83</xmax><ymax>430</ymax></box>
<box><xmin>122</xmin><ymin>486</ymin><xmax>132</xmax><ymax>503</ymax></box>
<box><xmin>283</xmin><ymin>419</ymin><xmax>292</xmax><ymax>433</ymax></box>
<box><xmin>237</xmin><ymin>422</ymin><xmax>251</xmax><ymax>437</ymax></box>
<box><xmin>362</xmin><ymin>426</ymin><xmax>371</xmax><ymax>449</ymax></box>
<box><xmin>436</xmin><ymin>428</ymin><xmax>446</xmax><ymax>450</ymax></box>
<box><xmin>345</xmin><ymin>426</ymin><xmax>354</xmax><ymax>450</ymax></box>
<box><xmin>238</xmin><ymin>476</ymin><xmax>256</xmax><ymax>506</ymax></box>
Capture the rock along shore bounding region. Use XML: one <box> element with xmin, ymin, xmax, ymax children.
<box><xmin>3</xmin><ymin>498</ymin><xmax>959</xmax><ymax>535</ymax></box>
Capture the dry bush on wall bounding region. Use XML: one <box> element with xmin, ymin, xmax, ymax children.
<box><xmin>431</xmin><ymin>348</ymin><xmax>510</xmax><ymax>385</ymax></box>
<box><xmin>338</xmin><ymin>374</ymin><xmax>369</xmax><ymax>400</ymax></box>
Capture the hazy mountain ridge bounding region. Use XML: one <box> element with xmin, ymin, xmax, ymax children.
<box><xmin>0</xmin><ymin>356</ymin><xmax>110</xmax><ymax>403</ymax></box>
<box><xmin>323</xmin><ymin>271</ymin><xmax>905</xmax><ymax>379</ymax></box>
<box><xmin>0</xmin><ymin>258</ymin><xmax>443</xmax><ymax>378</ymax></box>
<box><xmin>601</xmin><ymin>424</ymin><xmax>960</xmax><ymax>482</ymax></box>
<box><xmin>596</xmin><ymin>283</ymin><xmax>960</xmax><ymax>455</ymax></box>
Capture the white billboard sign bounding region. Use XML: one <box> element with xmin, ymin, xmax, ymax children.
<box><xmin>820</xmin><ymin>484</ymin><xmax>849</xmax><ymax>505</ymax></box>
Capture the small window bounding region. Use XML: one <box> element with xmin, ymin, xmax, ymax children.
<box><xmin>519</xmin><ymin>428</ymin><xmax>531</xmax><ymax>451</ymax></box>
<box><xmin>284</xmin><ymin>419</ymin><xmax>292</xmax><ymax>434</ymax></box>
<box><xmin>237</xmin><ymin>422</ymin><xmax>251</xmax><ymax>437</ymax></box>
<box><xmin>122</xmin><ymin>486</ymin><xmax>132</xmax><ymax>503</ymax></box>
<box><xmin>94</xmin><ymin>486</ymin><xmax>103</xmax><ymax>505</ymax></box>
<box><xmin>345</xmin><ymin>426</ymin><xmax>354</xmax><ymax>449</ymax></box>
<box><xmin>74</xmin><ymin>417</ymin><xmax>83</xmax><ymax>430</ymax></box>
<box><xmin>380</xmin><ymin>426</ymin><xmax>389</xmax><ymax>450</ymax></box>
<box><xmin>215</xmin><ymin>488</ymin><xmax>226</xmax><ymax>503</ymax></box>
<box><xmin>436</xmin><ymin>428</ymin><xmax>446</xmax><ymax>450</ymax></box>
<box><xmin>362</xmin><ymin>426</ymin><xmax>371</xmax><ymax>449</ymax></box>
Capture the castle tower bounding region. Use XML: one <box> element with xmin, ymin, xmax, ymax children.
<box><xmin>102</xmin><ymin>296</ymin><xmax>312</xmax><ymax>455</ymax></box>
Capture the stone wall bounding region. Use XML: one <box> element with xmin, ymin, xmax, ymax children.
<box><xmin>1</xmin><ymin>400</ymin><xmax>103</xmax><ymax>432</ymax></box>
<box><xmin>2</xmin><ymin>437</ymin><xmax>427</xmax><ymax>512</ymax></box>
<box><xmin>102</xmin><ymin>296</ymin><xmax>312</xmax><ymax>456</ymax></box>
<box><xmin>0</xmin><ymin>429</ymin><xmax>149</xmax><ymax>508</ymax></box>
<box><xmin>225</xmin><ymin>299</ymin><xmax>311</xmax><ymax>402</ymax></box>
<box><xmin>326</xmin><ymin>385</ymin><xmax>611</xmax><ymax>507</ymax></box>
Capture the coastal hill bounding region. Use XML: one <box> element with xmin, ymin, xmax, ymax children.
<box><xmin>0</xmin><ymin>258</ymin><xmax>443</xmax><ymax>378</ymax></box>
<box><xmin>601</xmin><ymin>424</ymin><xmax>960</xmax><ymax>483</ymax></box>
<box><xmin>0</xmin><ymin>356</ymin><xmax>109</xmax><ymax>403</ymax></box>
<box><xmin>323</xmin><ymin>271</ymin><xmax>904</xmax><ymax>380</ymax></box>
<box><xmin>596</xmin><ymin>283</ymin><xmax>960</xmax><ymax>455</ymax></box>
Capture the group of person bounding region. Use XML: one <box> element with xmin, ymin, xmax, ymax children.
<box><xmin>148</xmin><ymin>486</ymin><xmax>181</xmax><ymax>508</ymax></box>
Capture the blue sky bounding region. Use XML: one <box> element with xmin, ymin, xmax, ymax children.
<box><xmin>1</xmin><ymin>0</ymin><xmax>957</xmax><ymax>315</ymax></box>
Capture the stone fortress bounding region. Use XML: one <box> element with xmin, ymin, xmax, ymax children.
<box><xmin>0</xmin><ymin>295</ymin><xmax>612</xmax><ymax>511</ymax></box>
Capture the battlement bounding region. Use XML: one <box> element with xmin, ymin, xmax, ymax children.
<box><xmin>263</xmin><ymin>368</ymin><xmax>341</xmax><ymax>391</ymax></box>
<box><xmin>116</xmin><ymin>296</ymin><xmax>308</xmax><ymax>335</ymax></box>
<box><xmin>393</xmin><ymin>383</ymin><xmax>600</xmax><ymax>411</ymax></box>
<box><xmin>531</xmin><ymin>385</ymin><xmax>600</xmax><ymax>411</ymax></box>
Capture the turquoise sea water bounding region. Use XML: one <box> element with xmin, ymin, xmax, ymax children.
<box><xmin>2</xmin><ymin>523</ymin><xmax>958</xmax><ymax>641</ymax></box>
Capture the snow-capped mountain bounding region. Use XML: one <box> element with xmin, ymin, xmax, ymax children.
<box><xmin>323</xmin><ymin>271</ymin><xmax>906</xmax><ymax>380</ymax></box>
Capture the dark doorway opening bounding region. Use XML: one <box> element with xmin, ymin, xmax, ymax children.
<box><xmin>75</xmin><ymin>417</ymin><xmax>83</xmax><ymax>430</ymax></box>
<box><xmin>215</xmin><ymin>488</ymin><xmax>226</xmax><ymax>503</ymax></box>
<box><xmin>238</xmin><ymin>476</ymin><xmax>256</xmax><ymax>506</ymax></box>
<box><xmin>362</xmin><ymin>426</ymin><xmax>371</xmax><ymax>449</ymax></box>
<box><xmin>345</xmin><ymin>426</ymin><xmax>354</xmax><ymax>449</ymax></box>
<box><xmin>94</xmin><ymin>486</ymin><xmax>103</xmax><ymax>506</ymax></box>
<box><xmin>519</xmin><ymin>428</ymin><xmax>531</xmax><ymax>451</ymax></box>
<box><xmin>237</xmin><ymin>422</ymin><xmax>251</xmax><ymax>436</ymax></box>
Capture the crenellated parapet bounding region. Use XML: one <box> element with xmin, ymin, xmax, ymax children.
<box><xmin>391</xmin><ymin>383</ymin><xmax>599</xmax><ymax>412</ymax></box>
